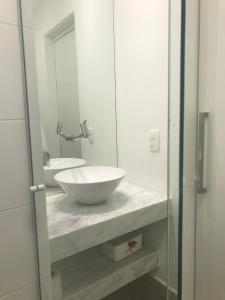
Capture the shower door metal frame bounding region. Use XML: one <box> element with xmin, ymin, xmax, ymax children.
<box><xmin>17</xmin><ymin>0</ymin><xmax>43</xmax><ymax>299</ymax></box>
<box><xmin>178</xmin><ymin>0</ymin><xmax>187</xmax><ymax>299</ymax></box>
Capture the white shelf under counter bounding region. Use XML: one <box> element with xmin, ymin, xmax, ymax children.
<box><xmin>47</xmin><ymin>181</ymin><xmax>167</xmax><ymax>262</ymax></box>
<box><xmin>53</xmin><ymin>245</ymin><xmax>159</xmax><ymax>300</ymax></box>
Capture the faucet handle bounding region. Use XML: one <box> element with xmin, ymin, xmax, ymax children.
<box><xmin>80</xmin><ymin>120</ymin><xmax>90</xmax><ymax>138</ymax></box>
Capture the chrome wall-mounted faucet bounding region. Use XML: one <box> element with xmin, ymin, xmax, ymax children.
<box><xmin>57</xmin><ymin>120</ymin><xmax>90</xmax><ymax>142</ymax></box>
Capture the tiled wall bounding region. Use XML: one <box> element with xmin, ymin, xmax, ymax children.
<box><xmin>0</xmin><ymin>1</ymin><xmax>50</xmax><ymax>299</ymax></box>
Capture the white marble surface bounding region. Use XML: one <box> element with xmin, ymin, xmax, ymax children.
<box><xmin>47</xmin><ymin>181</ymin><xmax>167</xmax><ymax>262</ymax></box>
<box><xmin>53</xmin><ymin>245</ymin><xmax>158</xmax><ymax>300</ymax></box>
<box><xmin>46</xmin><ymin>187</ymin><xmax>63</xmax><ymax>197</ymax></box>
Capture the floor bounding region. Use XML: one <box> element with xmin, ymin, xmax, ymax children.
<box><xmin>103</xmin><ymin>275</ymin><xmax>177</xmax><ymax>300</ymax></box>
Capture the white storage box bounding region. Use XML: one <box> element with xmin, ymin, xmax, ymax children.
<box><xmin>102</xmin><ymin>232</ymin><xmax>142</xmax><ymax>262</ymax></box>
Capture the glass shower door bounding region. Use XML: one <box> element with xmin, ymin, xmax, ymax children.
<box><xmin>182</xmin><ymin>0</ymin><xmax>225</xmax><ymax>299</ymax></box>
<box><xmin>195</xmin><ymin>1</ymin><xmax>225</xmax><ymax>299</ymax></box>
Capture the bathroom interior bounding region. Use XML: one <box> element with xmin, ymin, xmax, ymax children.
<box><xmin>1</xmin><ymin>0</ymin><xmax>225</xmax><ymax>299</ymax></box>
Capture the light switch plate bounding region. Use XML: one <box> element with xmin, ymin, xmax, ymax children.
<box><xmin>88</xmin><ymin>127</ymin><xmax>95</xmax><ymax>144</ymax></box>
<box><xmin>149</xmin><ymin>130</ymin><xmax>160</xmax><ymax>152</ymax></box>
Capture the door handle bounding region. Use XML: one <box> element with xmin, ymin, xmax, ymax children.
<box><xmin>30</xmin><ymin>184</ymin><xmax>46</xmax><ymax>193</ymax></box>
<box><xmin>197</xmin><ymin>112</ymin><xmax>209</xmax><ymax>193</ymax></box>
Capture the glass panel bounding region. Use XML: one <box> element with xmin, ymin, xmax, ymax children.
<box><xmin>181</xmin><ymin>1</ymin><xmax>225</xmax><ymax>300</ymax></box>
<box><xmin>195</xmin><ymin>1</ymin><xmax>225</xmax><ymax>299</ymax></box>
<box><xmin>18</xmin><ymin>0</ymin><xmax>183</xmax><ymax>299</ymax></box>
<box><xmin>168</xmin><ymin>0</ymin><xmax>181</xmax><ymax>299</ymax></box>
<box><xmin>181</xmin><ymin>1</ymin><xmax>199</xmax><ymax>299</ymax></box>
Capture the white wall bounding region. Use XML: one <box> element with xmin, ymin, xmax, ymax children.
<box><xmin>74</xmin><ymin>0</ymin><xmax>117</xmax><ymax>166</ymax></box>
<box><xmin>115</xmin><ymin>0</ymin><xmax>168</xmax><ymax>194</ymax></box>
<box><xmin>34</xmin><ymin>0</ymin><xmax>117</xmax><ymax>166</ymax></box>
<box><xmin>114</xmin><ymin>0</ymin><xmax>169</xmax><ymax>285</ymax></box>
<box><xmin>0</xmin><ymin>1</ymin><xmax>51</xmax><ymax>299</ymax></box>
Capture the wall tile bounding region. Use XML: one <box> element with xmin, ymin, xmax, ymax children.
<box><xmin>0</xmin><ymin>0</ymin><xmax>35</xmax><ymax>28</ymax></box>
<box><xmin>0</xmin><ymin>0</ymin><xmax>18</xmax><ymax>25</ymax></box>
<box><xmin>0</xmin><ymin>205</ymin><xmax>38</xmax><ymax>297</ymax></box>
<box><xmin>0</xmin><ymin>285</ymin><xmax>39</xmax><ymax>300</ymax></box>
<box><xmin>0</xmin><ymin>120</ymin><xmax>31</xmax><ymax>211</ymax></box>
<box><xmin>20</xmin><ymin>0</ymin><xmax>34</xmax><ymax>28</ymax></box>
<box><xmin>0</xmin><ymin>284</ymin><xmax>38</xmax><ymax>300</ymax></box>
<box><xmin>0</xmin><ymin>23</ymin><xmax>24</xmax><ymax>120</ymax></box>
<box><xmin>0</xmin><ymin>275</ymin><xmax>52</xmax><ymax>300</ymax></box>
<box><xmin>0</xmin><ymin>3</ymin><xmax>51</xmax><ymax>300</ymax></box>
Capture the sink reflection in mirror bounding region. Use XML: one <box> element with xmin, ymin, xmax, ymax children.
<box><xmin>44</xmin><ymin>158</ymin><xmax>87</xmax><ymax>187</ymax></box>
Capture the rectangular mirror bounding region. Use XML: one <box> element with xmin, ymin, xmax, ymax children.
<box><xmin>26</xmin><ymin>0</ymin><xmax>117</xmax><ymax>182</ymax></box>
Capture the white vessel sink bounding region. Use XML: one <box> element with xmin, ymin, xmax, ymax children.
<box><xmin>54</xmin><ymin>166</ymin><xmax>126</xmax><ymax>205</ymax></box>
<box><xmin>44</xmin><ymin>158</ymin><xmax>86</xmax><ymax>187</ymax></box>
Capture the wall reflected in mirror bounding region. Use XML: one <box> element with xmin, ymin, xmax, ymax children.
<box><xmin>32</xmin><ymin>0</ymin><xmax>117</xmax><ymax>187</ymax></box>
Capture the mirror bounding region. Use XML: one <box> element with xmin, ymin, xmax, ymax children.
<box><xmin>31</xmin><ymin>0</ymin><xmax>117</xmax><ymax>188</ymax></box>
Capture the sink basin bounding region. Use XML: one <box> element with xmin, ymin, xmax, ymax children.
<box><xmin>54</xmin><ymin>166</ymin><xmax>126</xmax><ymax>205</ymax></box>
<box><xmin>44</xmin><ymin>158</ymin><xmax>86</xmax><ymax>187</ymax></box>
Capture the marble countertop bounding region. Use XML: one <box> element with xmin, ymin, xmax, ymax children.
<box><xmin>47</xmin><ymin>181</ymin><xmax>167</xmax><ymax>262</ymax></box>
